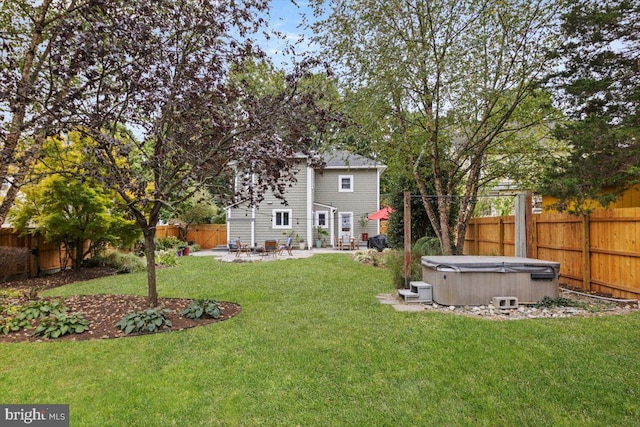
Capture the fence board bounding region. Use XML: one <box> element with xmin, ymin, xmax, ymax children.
<box><xmin>1</xmin><ymin>229</ymin><xmax>72</xmax><ymax>277</ymax></box>
<box><xmin>187</xmin><ymin>224</ymin><xmax>227</xmax><ymax>249</ymax></box>
<box><xmin>466</xmin><ymin>208</ymin><xmax>640</xmax><ymax>299</ymax></box>
<box><xmin>2</xmin><ymin>224</ymin><xmax>228</xmax><ymax>279</ymax></box>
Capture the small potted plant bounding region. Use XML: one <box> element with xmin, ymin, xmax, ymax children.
<box><xmin>315</xmin><ymin>226</ymin><xmax>329</xmax><ymax>248</ymax></box>
<box><xmin>295</xmin><ymin>234</ymin><xmax>306</xmax><ymax>250</ymax></box>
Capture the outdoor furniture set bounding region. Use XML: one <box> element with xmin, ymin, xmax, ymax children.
<box><xmin>229</xmin><ymin>237</ymin><xmax>293</xmax><ymax>257</ymax></box>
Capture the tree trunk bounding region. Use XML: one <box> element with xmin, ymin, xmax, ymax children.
<box><xmin>0</xmin><ymin>2</ymin><xmax>50</xmax><ymax>227</ymax></box>
<box><xmin>75</xmin><ymin>239</ymin><xmax>84</xmax><ymax>270</ymax></box>
<box><xmin>143</xmin><ymin>228</ymin><xmax>158</xmax><ymax>307</ymax></box>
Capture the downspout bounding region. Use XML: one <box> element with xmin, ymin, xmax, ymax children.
<box><xmin>251</xmin><ymin>205</ymin><xmax>256</xmax><ymax>248</ymax></box>
<box><xmin>376</xmin><ymin>167</ymin><xmax>381</xmax><ymax>235</ymax></box>
<box><xmin>225</xmin><ymin>207</ymin><xmax>231</xmax><ymax>246</ymax></box>
<box><xmin>330</xmin><ymin>206</ymin><xmax>338</xmax><ymax>247</ymax></box>
<box><xmin>306</xmin><ymin>165</ymin><xmax>314</xmax><ymax>249</ymax></box>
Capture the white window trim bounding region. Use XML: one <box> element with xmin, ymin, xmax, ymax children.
<box><xmin>272</xmin><ymin>209</ymin><xmax>292</xmax><ymax>229</ymax></box>
<box><xmin>338</xmin><ymin>175</ymin><xmax>354</xmax><ymax>192</ymax></box>
<box><xmin>315</xmin><ymin>210</ymin><xmax>329</xmax><ymax>228</ymax></box>
<box><xmin>339</xmin><ymin>211</ymin><xmax>354</xmax><ymax>234</ymax></box>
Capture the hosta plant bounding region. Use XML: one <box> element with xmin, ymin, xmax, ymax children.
<box><xmin>1</xmin><ymin>315</ymin><xmax>30</xmax><ymax>334</ymax></box>
<box><xmin>180</xmin><ymin>299</ymin><xmax>222</xmax><ymax>320</ymax></box>
<box><xmin>116</xmin><ymin>308</ymin><xmax>172</xmax><ymax>335</ymax></box>
<box><xmin>19</xmin><ymin>300</ymin><xmax>67</xmax><ymax>320</ymax></box>
<box><xmin>32</xmin><ymin>312</ymin><xmax>89</xmax><ymax>339</ymax></box>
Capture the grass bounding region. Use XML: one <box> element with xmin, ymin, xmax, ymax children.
<box><xmin>1</xmin><ymin>254</ymin><xmax>639</xmax><ymax>426</ymax></box>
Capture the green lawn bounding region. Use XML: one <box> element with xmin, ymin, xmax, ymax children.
<box><xmin>1</xmin><ymin>254</ymin><xmax>639</xmax><ymax>426</ymax></box>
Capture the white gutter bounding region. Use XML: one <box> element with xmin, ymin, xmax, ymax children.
<box><xmin>306</xmin><ymin>165</ymin><xmax>314</xmax><ymax>249</ymax></box>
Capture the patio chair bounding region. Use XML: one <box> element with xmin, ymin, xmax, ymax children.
<box><xmin>279</xmin><ymin>236</ymin><xmax>293</xmax><ymax>256</ymax></box>
<box><xmin>234</xmin><ymin>238</ymin><xmax>250</xmax><ymax>257</ymax></box>
<box><xmin>264</xmin><ymin>239</ymin><xmax>278</xmax><ymax>256</ymax></box>
<box><xmin>349</xmin><ymin>236</ymin><xmax>358</xmax><ymax>250</ymax></box>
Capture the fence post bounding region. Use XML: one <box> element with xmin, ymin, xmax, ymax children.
<box><xmin>582</xmin><ymin>214</ymin><xmax>591</xmax><ymax>292</ymax></box>
<box><xmin>498</xmin><ymin>217</ymin><xmax>504</xmax><ymax>256</ymax></box>
<box><xmin>531</xmin><ymin>215</ymin><xmax>538</xmax><ymax>259</ymax></box>
<box><xmin>525</xmin><ymin>192</ymin><xmax>533</xmax><ymax>258</ymax></box>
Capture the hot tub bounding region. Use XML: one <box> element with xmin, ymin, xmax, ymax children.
<box><xmin>421</xmin><ymin>256</ymin><xmax>560</xmax><ymax>306</ymax></box>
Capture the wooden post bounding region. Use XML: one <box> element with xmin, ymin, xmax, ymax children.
<box><xmin>515</xmin><ymin>193</ymin><xmax>526</xmax><ymax>257</ymax></box>
<box><xmin>582</xmin><ymin>214</ymin><xmax>591</xmax><ymax>292</ymax></box>
<box><xmin>498</xmin><ymin>217</ymin><xmax>504</xmax><ymax>256</ymax></box>
<box><xmin>531</xmin><ymin>215</ymin><xmax>538</xmax><ymax>259</ymax></box>
<box><xmin>474</xmin><ymin>221</ymin><xmax>480</xmax><ymax>255</ymax></box>
<box><xmin>525</xmin><ymin>192</ymin><xmax>533</xmax><ymax>258</ymax></box>
<box><xmin>403</xmin><ymin>191</ymin><xmax>412</xmax><ymax>288</ymax></box>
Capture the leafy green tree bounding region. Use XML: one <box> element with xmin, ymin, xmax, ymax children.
<box><xmin>9</xmin><ymin>134</ymin><xmax>139</xmax><ymax>270</ymax></box>
<box><xmin>311</xmin><ymin>0</ymin><xmax>561</xmax><ymax>254</ymax></box>
<box><xmin>11</xmin><ymin>174</ymin><xmax>139</xmax><ymax>270</ymax></box>
<box><xmin>539</xmin><ymin>0</ymin><xmax>640</xmax><ymax>213</ymax></box>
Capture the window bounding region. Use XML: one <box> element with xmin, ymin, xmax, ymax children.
<box><xmin>339</xmin><ymin>175</ymin><xmax>353</xmax><ymax>192</ymax></box>
<box><xmin>315</xmin><ymin>211</ymin><xmax>328</xmax><ymax>228</ymax></box>
<box><xmin>272</xmin><ymin>209</ymin><xmax>292</xmax><ymax>229</ymax></box>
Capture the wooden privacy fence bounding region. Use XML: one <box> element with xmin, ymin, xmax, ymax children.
<box><xmin>0</xmin><ymin>229</ymin><xmax>72</xmax><ymax>278</ymax></box>
<box><xmin>465</xmin><ymin>207</ymin><xmax>640</xmax><ymax>300</ymax></box>
<box><xmin>156</xmin><ymin>224</ymin><xmax>227</xmax><ymax>249</ymax></box>
<box><xmin>1</xmin><ymin>224</ymin><xmax>228</xmax><ymax>279</ymax></box>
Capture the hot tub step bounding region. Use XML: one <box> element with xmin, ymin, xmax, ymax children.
<box><xmin>398</xmin><ymin>282</ymin><xmax>433</xmax><ymax>303</ymax></box>
<box><xmin>398</xmin><ymin>289</ymin><xmax>420</xmax><ymax>302</ymax></box>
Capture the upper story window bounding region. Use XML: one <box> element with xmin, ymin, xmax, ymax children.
<box><xmin>272</xmin><ymin>209</ymin><xmax>292</xmax><ymax>229</ymax></box>
<box><xmin>339</xmin><ymin>175</ymin><xmax>353</xmax><ymax>192</ymax></box>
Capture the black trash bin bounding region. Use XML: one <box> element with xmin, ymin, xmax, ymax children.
<box><xmin>367</xmin><ymin>234</ymin><xmax>387</xmax><ymax>252</ymax></box>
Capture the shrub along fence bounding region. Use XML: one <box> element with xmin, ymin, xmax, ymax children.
<box><xmin>1</xmin><ymin>224</ymin><xmax>228</xmax><ymax>280</ymax></box>
<box><xmin>464</xmin><ymin>207</ymin><xmax>640</xmax><ymax>300</ymax></box>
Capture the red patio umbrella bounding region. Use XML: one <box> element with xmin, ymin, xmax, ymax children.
<box><xmin>368</xmin><ymin>206</ymin><xmax>393</xmax><ymax>221</ymax></box>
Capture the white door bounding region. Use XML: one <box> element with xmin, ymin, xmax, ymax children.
<box><xmin>339</xmin><ymin>212</ymin><xmax>353</xmax><ymax>241</ymax></box>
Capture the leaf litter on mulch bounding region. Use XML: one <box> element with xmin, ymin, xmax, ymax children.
<box><xmin>0</xmin><ymin>268</ymin><xmax>241</xmax><ymax>343</ymax></box>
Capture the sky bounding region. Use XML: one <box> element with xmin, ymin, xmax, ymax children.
<box><xmin>258</xmin><ymin>0</ymin><xmax>321</xmax><ymax>68</ymax></box>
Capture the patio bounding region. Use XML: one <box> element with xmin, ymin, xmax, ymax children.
<box><xmin>191</xmin><ymin>246</ymin><xmax>362</xmax><ymax>262</ymax></box>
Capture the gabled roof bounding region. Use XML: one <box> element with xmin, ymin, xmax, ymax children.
<box><xmin>321</xmin><ymin>150</ymin><xmax>386</xmax><ymax>171</ymax></box>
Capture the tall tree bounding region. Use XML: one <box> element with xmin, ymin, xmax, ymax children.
<box><xmin>539</xmin><ymin>0</ymin><xmax>640</xmax><ymax>213</ymax></box>
<box><xmin>311</xmin><ymin>0</ymin><xmax>560</xmax><ymax>254</ymax></box>
<box><xmin>0</xmin><ymin>0</ymin><xmax>98</xmax><ymax>226</ymax></box>
<box><xmin>52</xmin><ymin>0</ymin><xmax>338</xmax><ymax>306</ymax></box>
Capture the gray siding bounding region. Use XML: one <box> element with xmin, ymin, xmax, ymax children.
<box><xmin>254</xmin><ymin>164</ymin><xmax>309</xmax><ymax>246</ymax></box>
<box><xmin>228</xmin><ymin>161</ymin><xmax>310</xmax><ymax>248</ymax></box>
<box><xmin>314</xmin><ymin>168</ymin><xmax>379</xmax><ymax>242</ymax></box>
<box><xmin>227</xmin><ymin>205</ymin><xmax>253</xmax><ymax>246</ymax></box>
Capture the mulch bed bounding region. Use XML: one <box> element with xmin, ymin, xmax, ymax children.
<box><xmin>0</xmin><ymin>268</ymin><xmax>241</xmax><ymax>343</ymax></box>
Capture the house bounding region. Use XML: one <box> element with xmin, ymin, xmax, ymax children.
<box><xmin>226</xmin><ymin>151</ymin><xmax>386</xmax><ymax>249</ymax></box>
